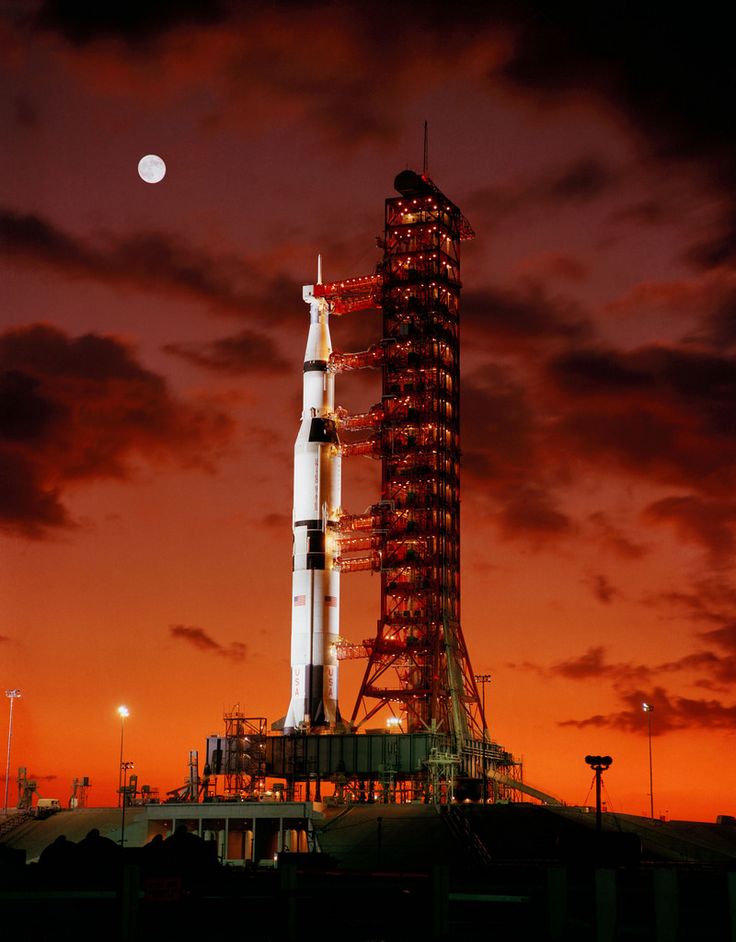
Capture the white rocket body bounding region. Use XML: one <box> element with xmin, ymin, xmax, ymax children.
<box><xmin>283</xmin><ymin>276</ymin><xmax>342</xmax><ymax>733</ymax></box>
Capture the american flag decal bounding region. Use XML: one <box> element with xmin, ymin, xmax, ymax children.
<box><xmin>293</xmin><ymin>595</ymin><xmax>306</xmax><ymax>606</ymax></box>
<box><xmin>325</xmin><ymin>595</ymin><xmax>337</xmax><ymax>607</ymax></box>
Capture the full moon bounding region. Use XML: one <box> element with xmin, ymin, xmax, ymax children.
<box><xmin>137</xmin><ymin>154</ymin><xmax>166</xmax><ymax>184</ymax></box>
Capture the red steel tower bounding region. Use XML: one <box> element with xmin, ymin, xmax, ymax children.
<box><xmin>337</xmin><ymin>170</ymin><xmax>485</xmax><ymax>744</ymax></box>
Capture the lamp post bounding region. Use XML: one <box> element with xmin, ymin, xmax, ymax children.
<box><xmin>117</xmin><ymin>706</ymin><xmax>129</xmax><ymax>808</ymax></box>
<box><xmin>4</xmin><ymin>689</ymin><xmax>21</xmax><ymax>815</ymax></box>
<box><xmin>642</xmin><ymin>702</ymin><xmax>654</xmax><ymax>819</ymax></box>
<box><xmin>119</xmin><ymin>760</ymin><xmax>134</xmax><ymax>846</ymax></box>
<box><xmin>584</xmin><ymin>754</ymin><xmax>613</xmax><ymax>833</ymax></box>
<box><xmin>475</xmin><ymin>674</ymin><xmax>492</xmax><ymax>804</ymax></box>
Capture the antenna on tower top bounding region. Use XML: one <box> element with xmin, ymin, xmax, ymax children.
<box><xmin>423</xmin><ymin>120</ymin><xmax>429</xmax><ymax>177</ymax></box>
<box><xmin>317</xmin><ymin>254</ymin><xmax>323</xmax><ymax>285</ymax></box>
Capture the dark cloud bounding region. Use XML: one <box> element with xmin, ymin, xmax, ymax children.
<box><xmin>467</xmin><ymin>155</ymin><xmax>619</xmax><ymax>232</ymax></box>
<box><xmin>463</xmin><ymin>280</ymin><xmax>591</xmax><ymax>351</ymax></box>
<box><xmin>0</xmin><ymin>208</ymin><xmax>294</xmax><ymax>320</ymax></box>
<box><xmin>262</xmin><ymin>512</ymin><xmax>289</xmax><ymax>529</ymax></box>
<box><xmin>559</xmin><ymin>687</ymin><xmax>736</xmax><ymax>734</ymax></box>
<box><xmin>0</xmin><ymin>324</ymin><xmax>232</xmax><ymax>538</ymax></box>
<box><xmin>546</xmin><ymin>345</ymin><xmax>736</xmax><ymax>497</ymax></box>
<box><xmin>607</xmin><ymin>199</ymin><xmax>676</xmax><ymax>229</ymax></box>
<box><xmin>586</xmin><ymin>573</ymin><xmax>620</xmax><ymax>604</ymax></box>
<box><xmin>500</xmin><ymin>6</ymin><xmax>736</xmax><ymax>168</ymax></box>
<box><xmin>461</xmin><ymin>366</ymin><xmax>535</xmax><ymax>482</ymax></box>
<box><xmin>495</xmin><ymin>485</ymin><xmax>572</xmax><ymax>541</ymax></box>
<box><xmin>702</xmin><ymin>287</ymin><xmax>736</xmax><ymax>349</ymax></box>
<box><xmin>700</xmin><ymin>624</ymin><xmax>736</xmax><ymax>654</ymax></box>
<box><xmin>643</xmin><ymin>495</ymin><xmax>736</xmax><ymax>559</ymax></box>
<box><xmin>587</xmin><ymin>513</ymin><xmax>647</xmax><ymax>560</ymax></box>
<box><xmin>651</xmin><ymin>577</ymin><xmax>736</xmax><ymax>631</ymax></box>
<box><xmin>686</xmin><ymin>213</ymin><xmax>736</xmax><ymax>271</ymax></box>
<box><xmin>496</xmin><ymin>6</ymin><xmax>736</xmax><ymax>270</ymax></box>
<box><xmin>14</xmin><ymin>94</ymin><xmax>38</xmax><ymax>129</ymax></box>
<box><xmin>547</xmin><ymin>647</ymin><xmax>650</xmax><ymax>686</ymax></box>
<box><xmin>36</xmin><ymin>0</ymin><xmax>228</xmax><ymax>45</ymax></box>
<box><xmin>21</xmin><ymin>2</ymin><xmax>736</xmax><ymax>186</ymax></box>
<box><xmin>523</xmin><ymin>642</ymin><xmax>736</xmax><ymax>719</ymax></box>
<box><xmin>164</xmin><ymin>330</ymin><xmax>288</xmax><ymax>374</ymax></box>
<box><xmin>461</xmin><ymin>366</ymin><xmax>573</xmax><ymax>543</ymax></box>
<box><xmin>0</xmin><ymin>450</ymin><xmax>70</xmax><ymax>535</ymax></box>
<box><xmin>545</xmin><ymin>156</ymin><xmax>617</xmax><ymax>203</ymax></box>
<box><xmin>169</xmin><ymin>624</ymin><xmax>247</xmax><ymax>662</ymax></box>
<box><xmin>517</xmin><ymin>253</ymin><xmax>589</xmax><ymax>284</ymax></box>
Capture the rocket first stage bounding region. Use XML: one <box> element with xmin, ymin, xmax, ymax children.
<box><xmin>283</xmin><ymin>263</ymin><xmax>342</xmax><ymax>733</ymax></box>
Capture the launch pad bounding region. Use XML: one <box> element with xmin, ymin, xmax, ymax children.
<box><xmin>207</xmin><ymin>725</ymin><xmax>523</xmax><ymax>804</ymax></box>
<box><xmin>189</xmin><ymin>167</ymin><xmax>534</xmax><ymax>808</ymax></box>
<box><xmin>190</xmin><ymin>167</ymin><xmax>532</xmax><ymax>807</ymax></box>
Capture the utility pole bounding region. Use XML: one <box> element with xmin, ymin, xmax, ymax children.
<box><xmin>4</xmin><ymin>689</ymin><xmax>21</xmax><ymax>815</ymax></box>
<box><xmin>585</xmin><ymin>755</ymin><xmax>613</xmax><ymax>833</ymax></box>
<box><xmin>475</xmin><ymin>674</ymin><xmax>492</xmax><ymax>804</ymax></box>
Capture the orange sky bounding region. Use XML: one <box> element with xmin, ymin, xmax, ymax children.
<box><xmin>1</xmin><ymin>4</ymin><xmax>735</xmax><ymax>821</ymax></box>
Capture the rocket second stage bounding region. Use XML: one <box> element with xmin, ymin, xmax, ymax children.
<box><xmin>283</xmin><ymin>271</ymin><xmax>342</xmax><ymax>734</ymax></box>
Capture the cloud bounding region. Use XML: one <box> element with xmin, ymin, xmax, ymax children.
<box><xmin>518</xmin><ymin>641</ymin><xmax>736</xmax><ymax>724</ymax></box>
<box><xmin>36</xmin><ymin>0</ymin><xmax>230</xmax><ymax>45</ymax></box>
<box><xmin>169</xmin><ymin>624</ymin><xmax>247</xmax><ymax>662</ymax></box>
<box><xmin>702</xmin><ymin>286</ymin><xmax>736</xmax><ymax>349</ymax></box>
<box><xmin>700</xmin><ymin>624</ymin><xmax>736</xmax><ymax>654</ymax></box>
<box><xmin>164</xmin><ymin>330</ymin><xmax>288</xmax><ymax>374</ymax></box>
<box><xmin>468</xmin><ymin>154</ymin><xmax>620</xmax><ymax>228</ymax></box>
<box><xmin>461</xmin><ymin>365</ymin><xmax>535</xmax><ymax>483</ymax></box>
<box><xmin>587</xmin><ymin>513</ymin><xmax>647</xmax><ymax>560</ymax></box>
<box><xmin>513</xmin><ymin>252</ymin><xmax>589</xmax><ymax>284</ymax></box>
<box><xmin>461</xmin><ymin>365</ymin><xmax>574</xmax><ymax>544</ymax></box>
<box><xmin>585</xmin><ymin>573</ymin><xmax>620</xmax><ymax>604</ymax></box>
<box><xmin>559</xmin><ymin>687</ymin><xmax>736</xmax><ymax>734</ymax></box>
<box><xmin>495</xmin><ymin>7</ymin><xmax>736</xmax><ymax>272</ymax></box>
<box><xmin>0</xmin><ymin>208</ymin><xmax>295</xmax><ymax>320</ymax></box>
<box><xmin>643</xmin><ymin>495</ymin><xmax>736</xmax><ymax>560</ymax></box>
<box><xmin>463</xmin><ymin>279</ymin><xmax>591</xmax><ymax>352</ymax></box>
<box><xmin>545</xmin><ymin>344</ymin><xmax>736</xmax><ymax>498</ymax></box>
<box><xmin>494</xmin><ymin>485</ymin><xmax>573</xmax><ymax>542</ymax></box>
<box><xmin>548</xmin><ymin>647</ymin><xmax>650</xmax><ymax>686</ymax></box>
<box><xmin>0</xmin><ymin>323</ymin><xmax>233</xmax><ymax>538</ymax></box>
<box><xmin>499</xmin><ymin>6</ymin><xmax>735</xmax><ymax>169</ymax></box>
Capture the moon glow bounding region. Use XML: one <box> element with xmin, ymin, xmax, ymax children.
<box><xmin>138</xmin><ymin>154</ymin><xmax>166</xmax><ymax>184</ymax></box>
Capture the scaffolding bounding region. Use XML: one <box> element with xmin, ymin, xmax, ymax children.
<box><xmin>206</xmin><ymin>712</ymin><xmax>267</xmax><ymax>798</ymax></box>
<box><xmin>342</xmin><ymin>171</ymin><xmax>485</xmax><ymax>747</ymax></box>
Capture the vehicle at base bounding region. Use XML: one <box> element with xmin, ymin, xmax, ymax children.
<box><xmin>35</xmin><ymin>798</ymin><xmax>61</xmax><ymax>817</ymax></box>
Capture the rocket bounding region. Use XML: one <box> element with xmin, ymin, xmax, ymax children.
<box><xmin>283</xmin><ymin>259</ymin><xmax>342</xmax><ymax>734</ymax></box>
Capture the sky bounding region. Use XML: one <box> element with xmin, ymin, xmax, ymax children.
<box><xmin>1</xmin><ymin>1</ymin><xmax>735</xmax><ymax>820</ymax></box>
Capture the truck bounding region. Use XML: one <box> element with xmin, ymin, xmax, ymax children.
<box><xmin>35</xmin><ymin>798</ymin><xmax>62</xmax><ymax>817</ymax></box>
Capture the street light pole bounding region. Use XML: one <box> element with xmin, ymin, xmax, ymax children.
<box><xmin>117</xmin><ymin>706</ymin><xmax>129</xmax><ymax>809</ymax></box>
<box><xmin>584</xmin><ymin>754</ymin><xmax>613</xmax><ymax>833</ymax></box>
<box><xmin>119</xmin><ymin>760</ymin><xmax>134</xmax><ymax>846</ymax></box>
<box><xmin>643</xmin><ymin>703</ymin><xmax>654</xmax><ymax>819</ymax></box>
<box><xmin>4</xmin><ymin>689</ymin><xmax>21</xmax><ymax>815</ymax></box>
<box><xmin>474</xmin><ymin>674</ymin><xmax>491</xmax><ymax>805</ymax></box>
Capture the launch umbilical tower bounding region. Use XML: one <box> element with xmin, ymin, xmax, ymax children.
<box><xmin>350</xmin><ymin>172</ymin><xmax>482</xmax><ymax>742</ymax></box>
<box><xmin>331</xmin><ymin>171</ymin><xmax>485</xmax><ymax>745</ymax></box>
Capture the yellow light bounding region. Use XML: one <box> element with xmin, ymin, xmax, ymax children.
<box><xmin>118</xmin><ymin>705</ymin><xmax>129</xmax><ymax>718</ymax></box>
